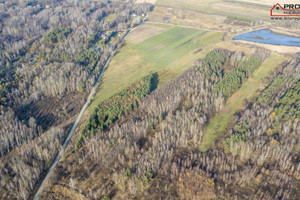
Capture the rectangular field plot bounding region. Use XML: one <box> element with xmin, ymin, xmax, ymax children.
<box><xmin>134</xmin><ymin>27</ymin><xmax>205</xmax><ymax>66</ymax></box>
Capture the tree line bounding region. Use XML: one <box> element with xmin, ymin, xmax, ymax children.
<box><xmin>76</xmin><ymin>73</ymin><xmax>158</xmax><ymax>149</ymax></box>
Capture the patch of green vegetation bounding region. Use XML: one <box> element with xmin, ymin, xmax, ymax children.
<box><xmin>258</xmin><ymin>75</ymin><xmax>291</xmax><ymax>104</ymax></box>
<box><xmin>134</xmin><ymin>27</ymin><xmax>204</xmax><ymax>66</ymax></box>
<box><xmin>44</xmin><ymin>28</ymin><xmax>72</xmax><ymax>45</ymax></box>
<box><xmin>134</xmin><ymin>27</ymin><xmax>196</xmax><ymax>52</ymax></box>
<box><xmin>102</xmin><ymin>196</ymin><xmax>110</xmax><ymax>200</ymax></box>
<box><xmin>104</xmin><ymin>13</ymin><xmax>118</xmax><ymax>22</ymax></box>
<box><xmin>199</xmin><ymin>50</ymin><xmax>226</xmax><ymax>82</ymax></box>
<box><xmin>125</xmin><ymin>167</ymin><xmax>135</xmax><ymax>178</ymax></box>
<box><xmin>200</xmin><ymin>53</ymin><xmax>285</xmax><ymax>152</ymax></box>
<box><xmin>224</xmin><ymin>121</ymin><xmax>249</xmax><ymax>151</ymax></box>
<box><xmin>275</xmin><ymin>81</ymin><xmax>300</xmax><ymax>122</ymax></box>
<box><xmin>76</xmin><ymin>49</ymin><xmax>100</xmax><ymax>68</ymax></box>
<box><xmin>136</xmin><ymin>171</ymin><xmax>153</xmax><ymax>185</ymax></box>
<box><xmin>76</xmin><ymin>73</ymin><xmax>158</xmax><ymax>149</ymax></box>
<box><xmin>214</xmin><ymin>56</ymin><xmax>262</xmax><ymax>99</ymax></box>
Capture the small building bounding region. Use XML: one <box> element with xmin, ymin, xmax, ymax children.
<box><xmin>100</xmin><ymin>34</ymin><xmax>107</xmax><ymax>40</ymax></box>
<box><xmin>45</xmin><ymin>4</ymin><xmax>50</xmax><ymax>9</ymax></box>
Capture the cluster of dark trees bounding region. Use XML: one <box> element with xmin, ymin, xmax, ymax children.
<box><xmin>40</xmin><ymin>49</ymin><xmax>299</xmax><ymax>200</ymax></box>
<box><xmin>43</xmin><ymin>28</ymin><xmax>72</xmax><ymax>45</ymax></box>
<box><xmin>0</xmin><ymin>0</ymin><xmax>153</xmax><ymax>199</ymax></box>
<box><xmin>213</xmin><ymin>56</ymin><xmax>262</xmax><ymax>99</ymax></box>
<box><xmin>76</xmin><ymin>73</ymin><xmax>157</xmax><ymax>149</ymax></box>
<box><xmin>200</xmin><ymin>49</ymin><xmax>270</xmax><ymax>99</ymax></box>
<box><xmin>275</xmin><ymin>81</ymin><xmax>300</xmax><ymax>121</ymax></box>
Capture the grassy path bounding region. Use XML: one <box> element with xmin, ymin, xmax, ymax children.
<box><xmin>199</xmin><ymin>53</ymin><xmax>286</xmax><ymax>152</ymax></box>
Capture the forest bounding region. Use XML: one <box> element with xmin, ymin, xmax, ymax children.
<box><xmin>37</xmin><ymin>48</ymin><xmax>299</xmax><ymax>200</ymax></box>
<box><xmin>0</xmin><ymin>0</ymin><xmax>299</xmax><ymax>200</ymax></box>
<box><xmin>0</xmin><ymin>0</ymin><xmax>152</xmax><ymax>199</ymax></box>
<box><xmin>76</xmin><ymin>73</ymin><xmax>158</xmax><ymax>149</ymax></box>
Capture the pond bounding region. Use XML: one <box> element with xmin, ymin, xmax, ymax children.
<box><xmin>233</xmin><ymin>29</ymin><xmax>300</xmax><ymax>47</ymax></box>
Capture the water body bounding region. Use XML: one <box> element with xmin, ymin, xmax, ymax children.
<box><xmin>233</xmin><ymin>29</ymin><xmax>300</xmax><ymax>47</ymax></box>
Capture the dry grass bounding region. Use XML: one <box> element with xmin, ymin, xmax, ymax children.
<box><xmin>51</xmin><ymin>185</ymin><xmax>90</xmax><ymax>200</ymax></box>
<box><xmin>269</xmin><ymin>27</ymin><xmax>300</xmax><ymax>38</ymax></box>
<box><xmin>104</xmin><ymin>13</ymin><xmax>117</xmax><ymax>22</ymax></box>
<box><xmin>135</xmin><ymin>0</ymin><xmax>157</xmax><ymax>4</ymax></box>
<box><xmin>215</xmin><ymin>41</ymin><xmax>256</xmax><ymax>54</ymax></box>
<box><xmin>149</xmin><ymin>5</ymin><xmax>235</xmax><ymax>31</ymax></box>
<box><xmin>152</xmin><ymin>0</ymin><xmax>278</xmax><ymax>32</ymax></box>
<box><xmin>233</xmin><ymin>40</ymin><xmax>300</xmax><ymax>54</ymax></box>
<box><xmin>236</xmin><ymin>0</ymin><xmax>299</xmax><ymax>6</ymax></box>
<box><xmin>213</xmin><ymin>1</ymin><xmax>268</xmax><ymax>20</ymax></box>
<box><xmin>127</xmin><ymin>24</ymin><xmax>168</xmax><ymax>44</ymax></box>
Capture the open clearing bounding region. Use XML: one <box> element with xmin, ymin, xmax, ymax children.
<box><xmin>135</xmin><ymin>0</ymin><xmax>157</xmax><ymax>4</ymax></box>
<box><xmin>104</xmin><ymin>13</ymin><xmax>118</xmax><ymax>22</ymax></box>
<box><xmin>155</xmin><ymin>0</ymin><xmax>269</xmax><ymax>19</ymax></box>
<box><xmin>151</xmin><ymin>0</ymin><xmax>273</xmax><ymax>32</ymax></box>
<box><xmin>236</xmin><ymin>0</ymin><xmax>299</xmax><ymax>6</ymax></box>
<box><xmin>234</xmin><ymin>40</ymin><xmax>300</xmax><ymax>54</ymax></box>
<box><xmin>199</xmin><ymin>53</ymin><xmax>287</xmax><ymax>152</ymax></box>
<box><xmin>127</xmin><ymin>24</ymin><xmax>168</xmax><ymax>44</ymax></box>
<box><xmin>89</xmin><ymin>23</ymin><xmax>223</xmax><ymax>110</ymax></box>
<box><xmin>50</xmin><ymin>185</ymin><xmax>89</xmax><ymax>200</ymax></box>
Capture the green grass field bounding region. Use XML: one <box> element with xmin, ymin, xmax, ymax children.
<box><xmin>199</xmin><ymin>53</ymin><xmax>287</xmax><ymax>152</ymax></box>
<box><xmin>133</xmin><ymin>27</ymin><xmax>204</xmax><ymax>66</ymax></box>
<box><xmin>104</xmin><ymin>13</ymin><xmax>118</xmax><ymax>22</ymax></box>
<box><xmin>89</xmin><ymin>24</ymin><xmax>222</xmax><ymax>110</ymax></box>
